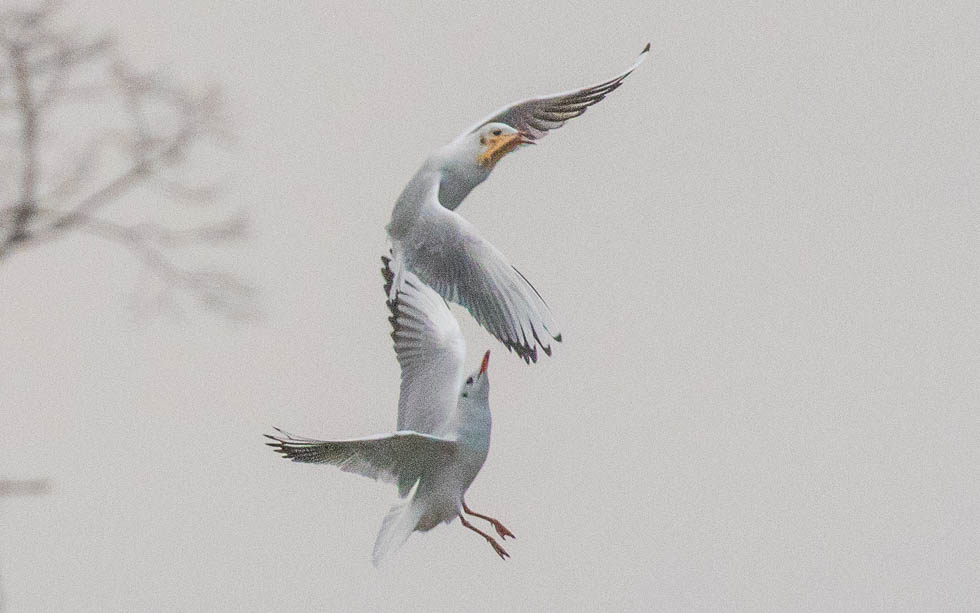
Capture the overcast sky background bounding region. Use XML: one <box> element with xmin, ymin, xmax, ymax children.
<box><xmin>2</xmin><ymin>1</ymin><xmax>979</xmax><ymax>611</ymax></box>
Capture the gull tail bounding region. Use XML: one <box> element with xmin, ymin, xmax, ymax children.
<box><xmin>372</xmin><ymin>481</ymin><xmax>423</xmax><ymax>567</ymax></box>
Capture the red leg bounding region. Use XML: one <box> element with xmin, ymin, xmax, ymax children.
<box><xmin>463</xmin><ymin>500</ymin><xmax>515</xmax><ymax>540</ymax></box>
<box><xmin>459</xmin><ymin>514</ymin><xmax>510</xmax><ymax>560</ymax></box>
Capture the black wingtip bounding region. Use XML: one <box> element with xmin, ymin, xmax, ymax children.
<box><xmin>264</xmin><ymin>432</ymin><xmax>288</xmax><ymax>456</ymax></box>
<box><xmin>642</xmin><ymin>42</ymin><xmax>651</xmax><ymax>54</ymax></box>
<box><xmin>382</xmin><ymin>254</ymin><xmax>408</xmax><ymax>348</ymax></box>
<box><xmin>381</xmin><ymin>257</ymin><xmax>394</xmax><ymax>294</ymax></box>
<box><xmin>264</xmin><ymin>431</ymin><xmax>286</xmax><ymax>445</ymax></box>
<box><xmin>500</xmin><ymin>337</ymin><xmax>536</xmax><ymax>364</ymax></box>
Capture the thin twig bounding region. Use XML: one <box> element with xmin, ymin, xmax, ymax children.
<box><xmin>0</xmin><ymin>42</ymin><xmax>39</xmax><ymax>252</ymax></box>
<box><xmin>0</xmin><ymin>479</ymin><xmax>50</xmax><ymax>496</ymax></box>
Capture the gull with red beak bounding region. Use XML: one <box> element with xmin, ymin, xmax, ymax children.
<box><xmin>266</xmin><ymin>259</ymin><xmax>513</xmax><ymax>565</ymax></box>
<box><xmin>386</xmin><ymin>44</ymin><xmax>650</xmax><ymax>363</ymax></box>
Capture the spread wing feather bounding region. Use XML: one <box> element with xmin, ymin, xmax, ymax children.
<box><xmin>382</xmin><ymin>256</ymin><xmax>466</xmax><ymax>437</ymax></box>
<box><xmin>265</xmin><ymin>428</ymin><xmax>455</xmax><ymax>487</ymax></box>
<box><xmin>391</xmin><ymin>204</ymin><xmax>560</xmax><ymax>364</ymax></box>
<box><xmin>465</xmin><ymin>43</ymin><xmax>650</xmax><ymax>140</ymax></box>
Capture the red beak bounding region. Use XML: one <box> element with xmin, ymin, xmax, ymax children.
<box><xmin>479</xmin><ymin>350</ymin><xmax>490</xmax><ymax>375</ymax></box>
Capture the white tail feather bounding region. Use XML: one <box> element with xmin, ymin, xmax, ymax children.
<box><xmin>372</xmin><ymin>480</ymin><xmax>423</xmax><ymax>567</ymax></box>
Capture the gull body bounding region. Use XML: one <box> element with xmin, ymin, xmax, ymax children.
<box><xmin>266</xmin><ymin>260</ymin><xmax>513</xmax><ymax>565</ymax></box>
<box><xmin>387</xmin><ymin>44</ymin><xmax>650</xmax><ymax>362</ymax></box>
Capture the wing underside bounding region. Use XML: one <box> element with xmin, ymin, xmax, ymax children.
<box><xmin>265</xmin><ymin>428</ymin><xmax>456</xmax><ymax>491</ymax></box>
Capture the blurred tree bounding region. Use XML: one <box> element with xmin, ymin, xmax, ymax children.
<box><xmin>1</xmin><ymin>2</ymin><xmax>255</xmax><ymax>609</ymax></box>
<box><xmin>0</xmin><ymin>1</ymin><xmax>255</xmax><ymax>318</ymax></box>
<box><xmin>0</xmin><ymin>479</ymin><xmax>49</xmax><ymax>498</ymax></box>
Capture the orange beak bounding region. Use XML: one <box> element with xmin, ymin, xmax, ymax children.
<box><xmin>479</xmin><ymin>350</ymin><xmax>490</xmax><ymax>375</ymax></box>
<box><xmin>476</xmin><ymin>132</ymin><xmax>525</xmax><ymax>168</ymax></box>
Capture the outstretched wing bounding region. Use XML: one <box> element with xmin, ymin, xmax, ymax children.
<box><xmin>382</xmin><ymin>256</ymin><xmax>466</xmax><ymax>438</ymax></box>
<box><xmin>464</xmin><ymin>43</ymin><xmax>650</xmax><ymax>141</ymax></box>
<box><xmin>265</xmin><ymin>428</ymin><xmax>456</xmax><ymax>488</ymax></box>
<box><xmin>393</xmin><ymin>204</ymin><xmax>560</xmax><ymax>364</ymax></box>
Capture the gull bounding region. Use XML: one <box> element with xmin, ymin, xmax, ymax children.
<box><xmin>265</xmin><ymin>258</ymin><xmax>513</xmax><ymax>566</ymax></box>
<box><xmin>387</xmin><ymin>43</ymin><xmax>650</xmax><ymax>363</ymax></box>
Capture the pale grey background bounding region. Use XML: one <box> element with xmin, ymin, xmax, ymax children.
<box><xmin>2</xmin><ymin>1</ymin><xmax>979</xmax><ymax>611</ymax></box>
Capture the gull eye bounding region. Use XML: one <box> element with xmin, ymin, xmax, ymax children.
<box><xmin>462</xmin><ymin>392</ymin><xmax>469</xmax><ymax>398</ymax></box>
<box><xmin>480</xmin><ymin>136</ymin><xmax>486</xmax><ymax>145</ymax></box>
<box><xmin>491</xmin><ymin>128</ymin><xmax>502</xmax><ymax>136</ymax></box>
<box><xmin>466</xmin><ymin>377</ymin><xmax>473</xmax><ymax>385</ymax></box>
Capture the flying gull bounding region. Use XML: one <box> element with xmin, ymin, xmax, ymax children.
<box><xmin>386</xmin><ymin>44</ymin><xmax>650</xmax><ymax>363</ymax></box>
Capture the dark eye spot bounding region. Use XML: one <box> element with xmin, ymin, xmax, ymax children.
<box><xmin>466</xmin><ymin>377</ymin><xmax>473</xmax><ymax>385</ymax></box>
<box><xmin>462</xmin><ymin>392</ymin><xmax>469</xmax><ymax>398</ymax></box>
<box><xmin>492</xmin><ymin>128</ymin><xmax>502</xmax><ymax>136</ymax></box>
<box><xmin>480</xmin><ymin>136</ymin><xmax>486</xmax><ymax>145</ymax></box>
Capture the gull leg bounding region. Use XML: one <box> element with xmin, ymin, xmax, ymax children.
<box><xmin>463</xmin><ymin>500</ymin><xmax>515</xmax><ymax>540</ymax></box>
<box><xmin>459</xmin><ymin>514</ymin><xmax>509</xmax><ymax>560</ymax></box>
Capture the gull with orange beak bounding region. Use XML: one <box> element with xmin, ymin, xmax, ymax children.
<box><xmin>476</xmin><ymin>128</ymin><xmax>534</xmax><ymax>169</ymax></box>
<box><xmin>266</xmin><ymin>259</ymin><xmax>513</xmax><ymax>565</ymax></box>
<box><xmin>386</xmin><ymin>44</ymin><xmax>649</xmax><ymax>363</ymax></box>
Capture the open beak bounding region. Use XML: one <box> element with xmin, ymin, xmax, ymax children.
<box><xmin>479</xmin><ymin>350</ymin><xmax>490</xmax><ymax>376</ymax></box>
<box><xmin>477</xmin><ymin>133</ymin><xmax>526</xmax><ymax>168</ymax></box>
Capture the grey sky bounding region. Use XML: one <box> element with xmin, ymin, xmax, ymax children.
<box><xmin>2</xmin><ymin>1</ymin><xmax>979</xmax><ymax>611</ymax></box>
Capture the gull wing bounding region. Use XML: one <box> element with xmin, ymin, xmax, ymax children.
<box><xmin>265</xmin><ymin>428</ymin><xmax>455</xmax><ymax>487</ymax></box>
<box><xmin>392</xmin><ymin>204</ymin><xmax>560</xmax><ymax>364</ymax></box>
<box><xmin>382</xmin><ymin>256</ymin><xmax>467</xmax><ymax>438</ymax></box>
<box><xmin>464</xmin><ymin>43</ymin><xmax>649</xmax><ymax>140</ymax></box>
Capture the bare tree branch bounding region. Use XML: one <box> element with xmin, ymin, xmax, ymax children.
<box><xmin>79</xmin><ymin>216</ymin><xmax>257</xmax><ymax>320</ymax></box>
<box><xmin>1</xmin><ymin>40</ymin><xmax>39</xmax><ymax>249</ymax></box>
<box><xmin>0</xmin><ymin>1</ymin><xmax>255</xmax><ymax>318</ymax></box>
<box><xmin>0</xmin><ymin>479</ymin><xmax>50</xmax><ymax>496</ymax></box>
<box><xmin>36</xmin><ymin>37</ymin><xmax>112</xmax><ymax>109</ymax></box>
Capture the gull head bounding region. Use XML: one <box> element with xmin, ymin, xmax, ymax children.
<box><xmin>460</xmin><ymin>350</ymin><xmax>492</xmax><ymax>404</ymax></box>
<box><xmin>474</xmin><ymin>123</ymin><xmax>533</xmax><ymax>169</ymax></box>
<box><xmin>436</xmin><ymin>124</ymin><xmax>532</xmax><ymax>210</ymax></box>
